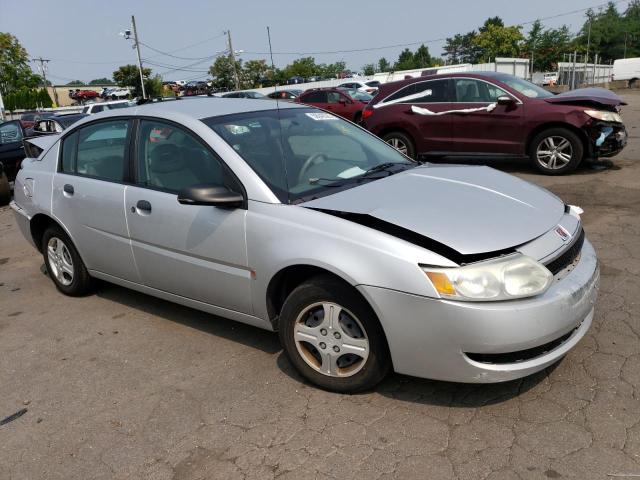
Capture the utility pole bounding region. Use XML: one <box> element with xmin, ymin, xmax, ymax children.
<box><xmin>227</xmin><ymin>30</ymin><xmax>240</xmax><ymax>91</ymax></box>
<box><xmin>131</xmin><ymin>15</ymin><xmax>147</xmax><ymax>99</ymax></box>
<box><xmin>32</xmin><ymin>57</ymin><xmax>57</xmax><ymax>108</ymax></box>
<box><xmin>624</xmin><ymin>32</ymin><xmax>628</xmax><ymax>59</ymax></box>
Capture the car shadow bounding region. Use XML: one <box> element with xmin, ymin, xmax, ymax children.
<box><xmin>429</xmin><ymin>156</ymin><xmax>620</xmax><ymax>176</ymax></box>
<box><xmin>80</xmin><ymin>272</ymin><xmax>556</xmax><ymax>406</ymax></box>
<box><xmin>94</xmin><ymin>280</ymin><xmax>282</xmax><ymax>355</ymax></box>
<box><xmin>276</xmin><ymin>351</ymin><xmax>558</xmax><ymax>407</ymax></box>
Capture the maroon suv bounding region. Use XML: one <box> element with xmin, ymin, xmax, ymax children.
<box><xmin>362</xmin><ymin>72</ymin><xmax>627</xmax><ymax>174</ymax></box>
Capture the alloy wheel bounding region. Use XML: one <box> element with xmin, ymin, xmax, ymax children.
<box><xmin>386</xmin><ymin>137</ymin><xmax>408</xmax><ymax>155</ymax></box>
<box><xmin>47</xmin><ymin>237</ymin><xmax>74</xmax><ymax>286</ymax></box>
<box><xmin>293</xmin><ymin>302</ymin><xmax>369</xmax><ymax>378</ymax></box>
<box><xmin>536</xmin><ymin>136</ymin><xmax>573</xmax><ymax>170</ymax></box>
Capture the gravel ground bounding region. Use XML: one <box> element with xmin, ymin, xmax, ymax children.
<box><xmin>0</xmin><ymin>91</ymin><xmax>639</xmax><ymax>480</ymax></box>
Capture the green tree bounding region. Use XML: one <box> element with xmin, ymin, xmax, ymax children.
<box><xmin>283</xmin><ymin>57</ymin><xmax>318</xmax><ymax>79</ymax></box>
<box><xmin>377</xmin><ymin>57</ymin><xmax>391</xmax><ymax>72</ymax></box>
<box><xmin>413</xmin><ymin>44</ymin><xmax>433</xmax><ymax>68</ymax></box>
<box><xmin>443</xmin><ymin>32</ymin><xmax>481</xmax><ymax>64</ymax></box>
<box><xmin>394</xmin><ymin>48</ymin><xmax>416</xmax><ymax>70</ymax></box>
<box><xmin>362</xmin><ymin>63</ymin><xmax>375</xmax><ymax>76</ymax></box>
<box><xmin>209</xmin><ymin>56</ymin><xmax>242</xmax><ymax>90</ymax></box>
<box><xmin>65</xmin><ymin>80</ymin><xmax>84</xmax><ymax>86</ymax></box>
<box><xmin>0</xmin><ymin>32</ymin><xmax>41</xmax><ymax>96</ymax></box>
<box><xmin>89</xmin><ymin>77</ymin><xmax>113</xmax><ymax>85</ymax></box>
<box><xmin>320</xmin><ymin>61</ymin><xmax>346</xmax><ymax>78</ymax></box>
<box><xmin>525</xmin><ymin>20</ymin><xmax>573</xmax><ymax>71</ymax></box>
<box><xmin>113</xmin><ymin>64</ymin><xmax>152</xmax><ymax>97</ymax></box>
<box><xmin>473</xmin><ymin>23</ymin><xmax>524</xmax><ymax>62</ymax></box>
<box><xmin>242</xmin><ymin>59</ymin><xmax>270</xmax><ymax>88</ymax></box>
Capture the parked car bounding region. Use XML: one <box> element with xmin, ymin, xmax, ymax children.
<box><xmin>542</xmin><ymin>73</ymin><xmax>558</xmax><ymax>86</ymax></box>
<box><xmin>74</xmin><ymin>90</ymin><xmax>100</xmax><ymax>101</ymax></box>
<box><xmin>28</xmin><ymin>113</ymin><xmax>89</xmax><ymax>137</ymax></box>
<box><xmin>266</xmin><ymin>89</ymin><xmax>302</xmax><ymax>101</ymax></box>
<box><xmin>18</xmin><ymin>112</ymin><xmax>54</xmax><ymax>129</ymax></box>
<box><xmin>362</xmin><ymin>72</ymin><xmax>627</xmax><ymax>174</ymax></box>
<box><xmin>109</xmin><ymin>88</ymin><xmax>131</xmax><ymax>100</ymax></box>
<box><xmin>296</xmin><ymin>87</ymin><xmax>372</xmax><ymax>123</ymax></box>
<box><xmin>10</xmin><ymin>98</ymin><xmax>598</xmax><ymax>392</ymax></box>
<box><xmin>82</xmin><ymin>100</ymin><xmax>132</xmax><ymax>114</ymax></box>
<box><xmin>0</xmin><ymin>120</ymin><xmax>26</xmax><ymax>204</ymax></box>
<box><xmin>612</xmin><ymin>57</ymin><xmax>640</xmax><ymax>87</ymax></box>
<box><xmin>99</xmin><ymin>87</ymin><xmax>116</xmax><ymax>99</ymax></box>
<box><xmin>338</xmin><ymin>80</ymin><xmax>379</xmax><ymax>95</ymax></box>
<box><xmin>286</xmin><ymin>76</ymin><xmax>306</xmax><ymax>85</ymax></box>
<box><xmin>184</xmin><ymin>81</ymin><xmax>209</xmax><ymax>96</ymax></box>
<box><xmin>222</xmin><ymin>91</ymin><xmax>266</xmax><ymax>99</ymax></box>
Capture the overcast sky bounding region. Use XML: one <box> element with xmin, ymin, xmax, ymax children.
<box><xmin>0</xmin><ymin>0</ymin><xmax>629</xmax><ymax>84</ymax></box>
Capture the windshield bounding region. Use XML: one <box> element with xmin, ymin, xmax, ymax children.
<box><xmin>202</xmin><ymin>108</ymin><xmax>415</xmax><ymax>203</ymax></box>
<box><xmin>499</xmin><ymin>76</ymin><xmax>554</xmax><ymax>98</ymax></box>
<box><xmin>344</xmin><ymin>89</ymin><xmax>373</xmax><ymax>102</ymax></box>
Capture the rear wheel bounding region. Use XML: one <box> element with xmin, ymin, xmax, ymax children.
<box><xmin>529</xmin><ymin>127</ymin><xmax>583</xmax><ymax>175</ymax></box>
<box><xmin>278</xmin><ymin>275</ymin><xmax>391</xmax><ymax>393</ymax></box>
<box><xmin>0</xmin><ymin>172</ymin><xmax>10</xmax><ymax>206</ymax></box>
<box><xmin>42</xmin><ymin>226</ymin><xmax>93</xmax><ymax>296</ymax></box>
<box><xmin>382</xmin><ymin>131</ymin><xmax>416</xmax><ymax>159</ymax></box>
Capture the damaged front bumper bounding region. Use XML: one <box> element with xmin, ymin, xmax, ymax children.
<box><xmin>586</xmin><ymin>120</ymin><xmax>627</xmax><ymax>158</ymax></box>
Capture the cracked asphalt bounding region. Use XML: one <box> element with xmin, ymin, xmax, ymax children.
<box><xmin>1</xmin><ymin>91</ymin><xmax>639</xmax><ymax>480</ymax></box>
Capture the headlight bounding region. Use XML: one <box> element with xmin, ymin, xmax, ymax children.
<box><xmin>422</xmin><ymin>254</ymin><xmax>553</xmax><ymax>302</ymax></box>
<box><xmin>584</xmin><ymin>109</ymin><xmax>622</xmax><ymax>123</ymax></box>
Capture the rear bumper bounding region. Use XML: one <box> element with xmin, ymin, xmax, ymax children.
<box><xmin>358</xmin><ymin>239</ymin><xmax>599</xmax><ymax>383</ymax></box>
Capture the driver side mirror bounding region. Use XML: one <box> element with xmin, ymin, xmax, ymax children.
<box><xmin>177</xmin><ymin>184</ymin><xmax>244</xmax><ymax>209</ymax></box>
<box><xmin>496</xmin><ymin>95</ymin><xmax>515</xmax><ymax>106</ymax></box>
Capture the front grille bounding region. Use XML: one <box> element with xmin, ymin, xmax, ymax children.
<box><xmin>465</xmin><ymin>324</ymin><xmax>580</xmax><ymax>364</ymax></box>
<box><xmin>544</xmin><ymin>228</ymin><xmax>585</xmax><ymax>275</ymax></box>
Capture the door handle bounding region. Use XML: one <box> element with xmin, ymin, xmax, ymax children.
<box><xmin>63</xmin><ymin>184</ymin><xmax>74</xmax><ymax>196</ymax></box>
<box><xmin>135</xmin><ymin>200</ymin><xmax>152</xmax><ymax>214</ymax></box>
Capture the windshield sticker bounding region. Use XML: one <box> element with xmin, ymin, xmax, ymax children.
<box><xmin>305</xmin><ymin>112</ymin><xmax>338</xmax><ymax>121</ymax></box>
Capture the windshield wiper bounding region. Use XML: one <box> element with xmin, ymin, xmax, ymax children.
<box><xmin>360</xmin><ymin>162</ymin><xmax>406</xmax><ymax>177</ymax></box>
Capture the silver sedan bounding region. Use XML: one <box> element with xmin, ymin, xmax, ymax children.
<box><xmin>11</xmin><ymin>98</ymin><xmax>598</xmax><ymax>392</ymax></box>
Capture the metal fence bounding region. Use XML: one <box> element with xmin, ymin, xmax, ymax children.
<box><xmin>557</xmin><ymin>53</ymin><xmax>613</xmax><ymax>88</ymax></box>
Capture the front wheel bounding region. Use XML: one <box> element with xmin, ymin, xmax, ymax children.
<box><xmin>42</xmin><ymin>226</ymin><xmax>93</xmax><ymax>296</ymax></box>
<box><xmin>382</xmin><ymin>131</ymin><xmax>416</xmax><ymax>159</ymax></box>
<box><xmin>529</xmin><ymin>128</ymin><xmax>584</xmax><ymax>175</ymax></box>
<box><xmin>278</xmin><ymin>275</ymin><xmax>391</xmax><ymax>393</ymax></box>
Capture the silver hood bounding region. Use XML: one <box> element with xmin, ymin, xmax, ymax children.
<box><xmin>303</xmin><ymin>165</ymin><xmax>565</xmax><ymax>256</ymax></box>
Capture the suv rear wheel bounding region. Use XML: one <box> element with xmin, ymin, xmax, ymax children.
<box><xmin>278</xmin><ymin>275</ymin><xmax>390</xmax><ymax>393</ymax></box>
<box><xmin>382</xmin><ymin>131</ymin><xmax>416</xmax><ymax>159</ymax></box>
<box><xmin>529</xmin><ymin>127</ymin><xmax>584</xmax><ymax>175</ymax></box>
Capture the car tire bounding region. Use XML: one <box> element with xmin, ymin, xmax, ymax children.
<box><xmin>529</xmin><ymin>127</ymin><xmax>584</xmax><ymax>175</ymax></box>
<box><xmin>382</xmin><ymin>131</ymin><xmax>416</xmax><ymax>159</ymax></box>
<box><xmin>278</xmin><ymin>275</ymin><xmax>391</xmax><ymax>393</ymax></box>
<box><xmin>42</xmin><ymin>225</ymin><xmax>93</xmax><ymax>296</ymax></box>
<box><xmin>0</xmin><ymin>172</ymin><xmax>10</xmax><ymax>206</ymax></box>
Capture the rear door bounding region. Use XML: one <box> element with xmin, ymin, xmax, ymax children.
<box><xmin>449</xmin><ymin>78</ymin><xmax>524</xmax><ymax>154</ymax></box>
<box><xmin>51</xmin><ymin>119</ymin><xmax>139</xmax><ymax>282</ymax></box>
<box><xmin>124</xmin><ymin>118</ymin><xmax>252</xmax><ymax>313</ymax></box>
<box><xmin>324</xmin><ymin>91</ymin><xmax>355</xmax><ymax>120</ymax></box>
<box><xmin>376</xmin><ymin>79</ymin><xmax>454</xmax><ymax>154</ymax></box>
<box><xmin>299</xmin><ymin>91</ymin><xmax>328</xmax><ymax>110</ymax></box>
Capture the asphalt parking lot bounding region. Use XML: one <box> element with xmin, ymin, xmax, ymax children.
<box><xmin>1</xmin><ymin>91</ymin><xmax>639</xmax><ymax>480</ymax></box>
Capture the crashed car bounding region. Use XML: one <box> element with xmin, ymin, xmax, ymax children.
<box><xmin>11</xmin><ymin>99</ymin><xmax>598</xmax><ymax>392</ymax></box>
<box><xmin>362</xmin><ymin>72</ymin><xmax>627</xmax><ymax>174</ymax></box>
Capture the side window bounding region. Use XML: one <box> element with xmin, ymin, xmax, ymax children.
<box><xmin>301</xmin><ymin>91</ymin><xmax>327</xmax><ymax>103</ymax></box>
<box><xmin>75</xmin><ymin>120</ymin><xmax>129</xmax><ymax>181</ymax></box>
<box><xmin>383</xmin><ymin>83</ymin><xmax>417</xmax><ymax>103</ymax></box>
<box><xmin>60</xmin><ymin>131</ymin><xmax>78</xmax><ymax>173</ymax></box>
<box><xmin>412</xmin><ymin>80</ymin><xmax>450</xmax><ymax>102</ymax></box>
<box><xmin>136</xmin><ymin>120</ymin><xmax>228</xmax><ymax>193</ymax></box>
<box><xmin>455</xmin><ymin>79</ymin><xmax>508</xmax><ymax>103</ymax></box>
<box><xmin>327</xmin><ymin>91</ymin><xmax>342</xmax><ymax>103</ymax></box>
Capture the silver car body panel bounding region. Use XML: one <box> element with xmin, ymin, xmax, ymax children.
<box><xmin>11</xmin><ymin>98</ymin><xmax>598</xmax><ymax>383</ymax></box>
<box><xmin>303</xmin><ymin>165</ymin><xmax>565</xmax><ymax>255</ymax></box>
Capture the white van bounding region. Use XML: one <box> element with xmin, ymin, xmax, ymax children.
<box><xmin>612</xmin><ymin>58</ymin><xmax>640</xmax><ymax>86</ymax></box>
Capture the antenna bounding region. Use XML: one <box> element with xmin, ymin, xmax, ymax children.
<box><xmin>266</xmin><ymin>26</ymin><xmax>291</xmax><ymax>203</ymax></box>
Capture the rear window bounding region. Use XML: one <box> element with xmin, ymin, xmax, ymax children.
<box><xmin>382</xmin><ymin>79</ymin><xmax>450</xmax><ymax>104</ymax></box>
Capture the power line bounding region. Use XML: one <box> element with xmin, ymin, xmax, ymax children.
<box><xmin>138</xmin><ymin>41</ymin><xmax>223</xmax><ymax>61</ymax></box>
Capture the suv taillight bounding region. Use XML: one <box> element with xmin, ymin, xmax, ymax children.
<box><xmin>362</xmin><ymin>106</ymin><xmax>374</xmax><ymax>120</ymax></box>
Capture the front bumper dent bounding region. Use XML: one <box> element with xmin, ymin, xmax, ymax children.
<box><xmin>358</xmin><ymin>239</ymin><xmax>599</xmax><ymax>383</ymax></box>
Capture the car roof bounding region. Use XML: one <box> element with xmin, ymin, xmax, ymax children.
<box><xmin>86</xmin><ymin>97</ymin><xmax>307</xmax><ymax>121</ymax></box>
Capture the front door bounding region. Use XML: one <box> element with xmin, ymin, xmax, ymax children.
<box><xmin>51</xmin><ymin>119</ymin><xmax>139</xmax><ymax>282</ymax></box>
<box><xmin>124</xmin><ymin>118</ymin><xmax>252</xmax><ymax>313</ymax></box>
<box><xmin>449</xmin><ymin>78</ymin><xmax>524</xmax><ymax>154</ymax></box>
